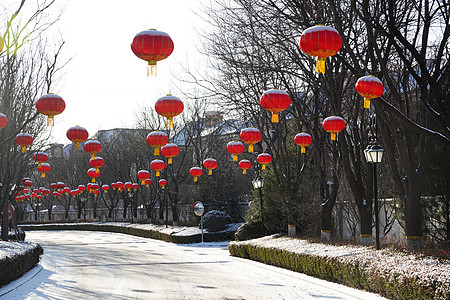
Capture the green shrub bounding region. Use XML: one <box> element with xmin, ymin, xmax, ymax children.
<box><xmin>234</xmin><ymin>222</ymin><xmax>266</xmax><ymax>241</ymax></box>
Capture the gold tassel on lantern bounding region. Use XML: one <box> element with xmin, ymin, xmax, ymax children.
<box><xmin>156</xmin><ymin>171</ymin><xmax>160</xmax><ymax>177</ymax></box>
<box><xmin>147</xmin><ymin>61</ymin><xmax>157</xmax><ymax>77</ymax></box>
<box><xmin>208</xmin><ymin>170</ymin><xmax>212</xmax><ymax>175</ymax></box>
<box><xmin>41</xmin><ymin>173</ymin><xmax>45</xmax><ymax>178</ymax></box>
<box><xmin>242</xmin><ymin>169</ymin><xmax>247</xmax><ymax>175</ymax></box>
<box><xmin>91</xmin><ymin>178</ymin><xmax>95</xmax><ymax>183</ymax></box>
<box><xmin>316</xmin><ymin>57</ymin><xmax>326</xmax><ymax>74</ymax></box>
<box><xmin>271</xmin><ymin>112</ymin><xmax>279</xmax><ymax>123</ymax></box>
<box><xmin>301</xmin><ymin>146</ymin><xmax>306</xmax><ymax>154</ymax></box>
<box><xmin>364</xmin><ymin>98</ymin><xmax>371</xmax><ymax>109</ymax></box>
<box><xmin>194</xmin><ymin>176</ymin><xmax>198</xmax><ymax>182</ymax></box>
<box><xmin>154</xmin><ymin>148</ymin><xmax>160</xmax><ymax>156</ymax></box>
<box><xmin>233</xmin><ymin>154</ymin><xmax>237</xmax><ymax>161</ymax></box>
<box><xmin>47</xmin><ymin>116</ymin><xmax>55</xmax><ymax>126</ymax></box>
<box><xmin>21</xmin><ymin>146</ymin><xmax>27</xmax><ymax>153</ymax></box>
<box><xmin>167</xmin><ymin>117</ymin><xmax>174</xmax><ymax>129</ymax></box>
<box><xmin>248</xmin><ymin>144</ymin><xmax>254</xmax><ymax>152</ymax></box>
<box><xmin>75</xmin><ymin>142</ymin><xmax>81</xmax><ymax>151</ymax></box>
<box><xmin>262</xmin><ymin>165</ymin><xmax>266</xmax><ymax>170</ymax></box>
<box><xmin>91</xmin><ymin>154</ymin><xmax>95</xmax><ymax>159</ymax></box>
<box><xmin>168</xmin><ymin>157</ymin><xmax>173</xmax><ymax>164</ymax></box>
<box><xmin>331</xmin><ymin>133</ymin><xmax>337</xmax><ymax>140</ymax></box>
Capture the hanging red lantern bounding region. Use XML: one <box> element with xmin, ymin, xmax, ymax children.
<box><xmin>50</xmin><ymin>183</ymin><xmax>58</xmax><ymax>190</ymax></box>
<box><xmin>36</xmin><ymin>93</ymin><xmax>66</xmax><ymax>126</ymax></box>
<box><xmin>89</xmin><ymin>156</ymin><xmax>104</xmax><ymax>170</ymax></box>
<box><xmin>102</xmin><ymin>185</ymin><xmax>109</xmax><ymax>193</ymax></box>
<box><xmin>67</xmin><ymin>126</ymin><xmax>89</xmax><ymax>150</ymax></box>
<box><xmin>189</xmin><ymin>167</ymin><xmax>203</xmax><ymax>182</ymax></box>
<box><xmin>124</xmin><ymin>182</ymin><xmax>133</xmax><ymax>191</ymax></box>
<box><xmin>84</xmin><ymin>140</ymin><xmax>102</xmax><ymax>158</ymax></box>
<box><xmin>132</xmin><ymin>183</ymin><xmax>139</xmax><ymax>190</ymax></box>
<box><xmin>23</xmin><ymin>180</ymin><xmax>33</xmax><ymax>190</ymax></box>
<box><xmin>70</xmin><ymin>190</ymin><xmax>78</xmax><ymax>197</ymax></box>
<box><xmin>240</xmin><ymin>128</ymin><xmax>262</xmax><ymax>152</ymax></box>
<box><xmin>15</xmin><ymin>133</ymin><xmax>33</xmax><ymax>153</ymax></box>
<box><xmin>160</xmin><ymin>143</ymin><xmax>179</xmax><ymax>164</ymax></box>
<box><xmin>144</xmin><ymin>179</ymin><xmax>152</xmax><ymax>187</ymax></box>
<box><xmin>159</xmin><ymin>179</ymin><xmax>167</xmax><ymax>189</ymax></box>
<box><xmin>322</xmin><ymin>116</ymin><xmax>346</xmax><ymax>140</ymax></box>
<box><xmin>87</xmin><ymin>168</ymin><xmax>101</xmax><ymax>182</ymax></box>
<box><xmin>299</xmin><ymin>25</ymin><xmax>343</xmax><ymax>74</ymax></box>
<box><xmin>56</xmin><ymin>182</ymin><xmax>66</xmax><ymax>191</ymax></box>
<box><xmin>257</xmin><ymin>153</ymin><xmax>272</xmax><ymax>170</ymax></box>
<box><xmin>63</xmin><ymin>187</ymin><xmax>71</xmax><ymax>195</ymax></box>
<box><xmin>203</xmin><ymin>158</ymin><xmax>218</xmax><ymax>175</ymax></box>
<box><xmin>150</xmin><ymin>159</ymin><xmax>165</xmax><ymax>177</ymax></box>
<box><xmin>294</xmin><ymin>133</ymin><xmax>313</xmax><ymax>154</ymax></box>
<box><xmin>155</xmin><ymin>94</ymin><xmax>184</xmax><ymax>129</ymax></box>
<box><xmin>131</xmin><ymin>29</ymin><xmax>174</xmax><ymax>76</ymax></box>
<box><xmin>78</xmin><ymin>185</ymin><xmax>86</xmax><ymax>192</ymax></box>
<box><xmin>116</xmin><ymin>182</ymin><xmax>124</xmax><ymax>191</ymax></box>
<box><xmin>89</xmin><ymin>183</ymin><xmax>99</xmax><ymax>191</ymax></box>
<box><xmin>226</xmin><ymin>141</ymin><xmax>245</xmax><ymax>161</ymax></box>
<box><xmin>239</xmin><ymin>160</ymin><xmax>252</xmax><ymax>175</ymax></box>
<box><xmin>0</xmin><ymin>113</ymin><xmax>7</xmax><ymax>129</ymax></box>
<box><xmin>33</xmin><ymin>152</ymin><xmax>48</xmax><ymax>167</ymax></box>
<box><xmin>355</xmin><ymin>75</ymin><xmax>384</xmax><ymax>109</ymax></box>
<box><xmin>146</xmin><ymin>131</ymin><xmax>168</xmax><ymax>156</ymax></box>
<box><xmin>92</xmin><ymin>189</ymin><xmax>100</xmax><ymax>196</ymax></box>
<box><xmin>260</xmin><ymin>89</ymin><xmax>291</xmax><ymax>123</ymax></box>
<box><xmin>37</xmin><ymin>163</ymin><xmax>51</xmax><ymax>178</ymax></box>
<box><xmin>110</xmin><ymin>182</ymin><xmax>117</xmax><ymax>190</ymax></box>
<box><xmin>137</xmin><ymin>170</ymin><xmax>151</xmax><ymax>185</ymax></box>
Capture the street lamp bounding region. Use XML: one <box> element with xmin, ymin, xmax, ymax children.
<box><xmin>252</xmin><ymin>176</ymin><xmax>264</xmax><ymax>227</ymax></box>
<box><xmin>128</xmin><ymin>189</ymin><xmax>135</xmax><ymax>223</ymax></box>
<box><xmin>364</xmin><ymin>142</ymin><xmax>384</xmax><ymax>250</ymax></box>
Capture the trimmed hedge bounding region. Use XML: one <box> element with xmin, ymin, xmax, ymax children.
<box><xmin>0</xmin><ymin>243</ymin><xmax>43</xmax><ymax>287</ymax></box>
<box><xmin>229</xmin><ymin>237</ymin><xmax>449</xmax><ymax>300</ymax></box>
<box><xmin>21</xmin><ymin>223</ymin><xmax>235</xmax><ymax>244</ymax></box>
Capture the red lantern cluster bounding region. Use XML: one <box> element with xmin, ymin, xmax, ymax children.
<box><xmin>203</xmin><ymin>158</ymin><xmax>218</xmax><ymax>175</ymax></box>
<box><xmin>260</xmin><ymin>89</ymin><xmax>291</xmax><ymax>123</ymax></box>
<box><xmin>240</xmin><ymin>128</ymin><xmax>262</xmax><ymax>153</ymax></box>
<box><xmin>299</xmin><ymin>25</ymin><xmax>343</xmax><ymax>74</ymax></box>
<box><xmin>67</xmin><ymin>126</ymin><xmax>89</xmax><ymax>151</ymax></box>
<box><xmin>226</xmin><ymin>141</ymin><xmax>245</xmax><ymax>161</ymax></box>
<box><xmin>322</xmin><ymin>116</ymin><xmax>346</xmax><ymax>140</ymax></box>
<box><xmin>257</xmin><ymin>153</ymin><xmax>272</xmax><ymax>170</ymax></box>
<box><xmin>190</xmin><ymin>167</ymin><xmax>203</xmax><ymax>182</ymax></box>
<box><xmin>146</xmin><ymin>131</ymin><xmax>168</xmax><ymax>156</ymax></box>
<box><xmin>294</xmin><ymin>133</ymin><xmax>313</xmax><ymax>154</ymax></box>
<box><xmin>238</xmin><ymin>160</ymin><xmax>251</xmax><ymax>175</ymax></box>
<box><xmin>15</xmin><ymin>133</ymin><xmax>33</xmax><ymax>153</ymax></box>
<box><xmin>155</xmin><ymin>94</ymin><xmax>184</xmax><ymax>129</ymax></box>
<box><xmin>161</xmin><ymin>143</ymin><xmax>180</xmax><ymax>164</ymax></box>
<box><xmin>355</xmin><ymin>75</ymin><xmax>384</xmax><ymax>109</ymax></box>
<box><xmin>131</xmin><ymin>29</ymin><xmax>174</xmax><ymax>76</ymax></box>
<box><xmin>36</xmin><ymin>93</ymin><xmax>65</xmax><ymax>126</ymax></box>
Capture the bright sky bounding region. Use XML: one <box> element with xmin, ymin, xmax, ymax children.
<box><xmin>4</xmin><ymin>0</ymin><xmax>207</xmax><ymax>143</ymax></box>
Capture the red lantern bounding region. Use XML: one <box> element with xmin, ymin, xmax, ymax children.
<box><xmin>15</xmin><ymin>133</ymin><xmax>33</xmax><ymax>153</ymax></box>
<box><xmin>67</xmin><ymin>126</ymin><xmax>89</xmax><ymax>150</ymax></box>
<box><xmin>189</xmin><ymin>167</ymin><xmax>202</xmax><ymax>182</ymax></box>
<box><xmin>160</xmin><ymin>143</ymin><xmax>180</xmax><ymax>164</ymax></box>
<box><xmin>87</xmin><ymin>168</ymin><xmax>101</xmax><ymax>182</ymax></box>
<box><xmin>144</xmin><ymin>179</ymin><xmax>152</xmax><ymax>187</ymax></box>
<box><xmin>70</xmin><ymin>190</ymin><xmax>78</xmax><ymax>197</ymax></box>
<box><xmin>226</xmin><ymin>141</ymin><xmax>245</xmax><ymax>161</ymax></box>
<box><xmin>150</xmin><ymin>159</ymin><xmax>165</xmax><ymax>177</ymax></box>
<box><xmin>131</xmin><ymin>29</ymin><xmax>174</xmax><ymax>76</ymax></box>
<box><xmin>238</xmin><ymin>160</ymin><xmax>251</xmax><ymax>175</ymax></box>
<box><xmin>57</xmin><ymin>182</ymin><xmax>66</xmax><ymax>190</ymax></box>
<box><xmin>78</xmin><ymin>185</ymin><xmax>86</xmax><ymax>192</ymax></box>
<box><xmin>294</xmin><ymin>133</ymin><xmax>313</xmax><ymax>154</ymax></box>
<box><xmin>355</xmin><ymin>75</ymin><xmax>384</xmax><ymax>109</ymax></box>
<box><xmin>137</xmin><ymin>170</ymin><xmax>151</xmax><ymax>185</ymax></box>
<box><xmin>89</xmin><ymin>156</ymin><xmax>104</xmax><ymax>170</ymax></box>
<box><xmin>50</xmin><ymin>183</ymin><xmax>58</xmax><ymax>190</ymax></box>
<box><xmin>322</xmin><ymin>116</ymin><xmax>346</xmax><ymax>140</ymax></box>
<box><xmin>116</xmin><ymin>182</ymin><xmax>124</xmax><ymax>191</ymax></box>
<box><xmin>33</xmin><ymin>152</ymin><xmax>48</xmax><ymax>167</ymax></box>
<box><xmin>0</xmin><ymin>113</ymin><xmax>7</xmax><ymax>129</ymax></box>
<box><xmin>132</xmin><ymin>183</ymin><xmax>139</xmax><ymax>190</ymax></box>
<box><xmin>92</xmin><ymin>189</ymin><xmax>100</xmax><ymax>196</ymax></box>
<box><xmin>63</xmin><ymin>187</ymin><xmax>71</xmax><ymax>195</ymax></box>
<box><xmin>260</xmin><ymin>89</ymin><xmax>291</xmax><ymax>123</ymax></box>
<box><xmin>110</xmin><ymin>182</ymin><xmax>117</xmax><ymax>190</ymax></box>
<box><xmin>240</xmin><ymin>128</ymin><xmax>262</xmax><ymax>153</ymax></box>
<box><xmin>23</xmin><ymin>180</ymin><xmax>33</xmax><ymax>189</ymax></box>
<box><xmin>146</xmin><ymin>131</ymin><xmax>168</xmax><ymax>156</ymax></box>
<box><xmin>155</xmin><ymin>94</ymin><xmax>184</xmax><ymax>129</ymax></box>
<box><xmin>203</xmin><ymin>158</ymin><xmax>218</xmax><ymax>175</ymax></box>
<box><xmin>102</xmin><ymin>185</ymin><xmax>109</xmax><ymax>193</ymax></box>
<box><xmin>299</xmin><ymin>25</ymin><xmax>343</xmax><ymax>74</ymax></box>
<box><xmin>84</xmin><ymin>140</ymin><xmax>102</xmax><ymax>158</ymax></box>
<box><xmin>89</xmin><ymin>183</ymin><xmax>99</xmax><ymax>191</ymax></box>
<box><xmin>159</xmin><ymin>179</ymin><xmax>167</xmax><ymax>189</ymax></box>
<box><xmin>37</xmin><ymin>163</ymin><xmax>51</xmax><ymax>178</ymax></box>
<box><xmin>257</xmin><ymin>153</ymin><xmax>272</xmax><ymax>170</ymax></box>
<box><xmin>36</xmin><ymin>93</ymin><xmax>65</xmax><ymax>126</ymax></box>
<box><xmin>124</xmin><ymin>182</ymin><xmax>133</xmax><ymax>191</ymax></box>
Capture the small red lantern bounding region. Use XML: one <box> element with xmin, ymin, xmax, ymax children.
<box><xmin>355</xmin><ymin>75</ymin><xmax>384</xmax><ymax>109</ymax></box>
<box><xmin>124</xmin><ymin>182</ymin><xmax>133</xmax><ymax>191</ymax></box>
<box><xmin>158</xmin><ymin>179</ymin><xmax>167</xmax><ymax>189</ymax></box>
<box><xmin>87</xmin><ymin>168</ymin><xmax>101</xmax><ymax>182</ymax></box>
<box><xmin>257</xmin><ymin>153</ymin><xmax>272</xmax><ymax>170</ymax></box>
<box><xmin>84</xmin><ymin>140</ymin><xmax>102</xmax><ymax>158</ymax></box>
<box><xmin>33</xmin><ymin>152</ymin><xmax>48</xmax><ymax>167</ymax></box>
<box><xmin>15</xmin><ymin>133</ymin><xmax>33</xmax><ymax>153</ymax></box>
<box><xmin>155</xmin><ymin>94</ymin><xmax>184</xmax><ymax>129</ymax></box>
<box><xmin>146</xmin><ymin>131</ymin><xmax>169</xmax><ymax>156</ymax></box>
<box><xmin>50</xmin><ymin>183</ymin><xmax>58</xmax><ymax>190</ymax></box>
<box><xmin>23</xmin><ymin>180</ymin><xmax>33</xmax><ymax>189</ymax></box>
<box><xmin>189</xmin><ymin>167</ymin><xmax>203</xmax><ymax>182</ymax></box>
<box><xmin>116</xmin><ymin>182</ymin><xmax>124</xmax><ymax>191</ymax></box>
<box><xmin>63</xmin><ymin>187</ymin><xmax>71</xmax><ymax>195</ymax></box>
<box><xmin>102</xmin><ymin>185</ymin><xmax>109</xmax><ymax>193</ymax></box>
<box><xmin>294</xmin><ymin>133</ymin><xmax>313</xmax><ymax>154</ymax></box>
<box><xmin>322</xmin><ymin>116</ymin><xmax>346</xmax><ymax>140</ymax></box>
<box><xmin>90</xmin><ymin>183</ymin><xmax>99</xmax><ymax>191</ymax></box>
<box><xmin>0</xmin><ymin>113</ymin><xmax>7</xmax><ymax>129</ymax></box>
<box><xmin>67</xmin><ymin>126</ymin><xmax>89</xmax><ymax>150</ymax></box>
<box><xmin>150</xmin><ymin>159</ymin><xmax>165</xmax><ymax>177</ymax></box>
<box><xmin>56</xmin><ymin>182</ymin><xmax>66</xmax><ymax>190</ymax></box>
<box><xmin>144</xmin><ymin>179</ymin><xmax>152</xmax><ymax>187</ymax></box>
<box><xmin>160</xmin><ymin>143</ymin><xmax>180</xmax><ymax>164</ymax></box>
<box><xmin>132</xmin><ymin>183</ymin><xmax>139</xmax><ymax>190</ymax></box>
<box><xmin>131</xmin><ymin>29</ymin><xmax>174</xmax><ymax>76</ymax></box>
<box><xmin>137</xmin><ymin>170</ymin><xmax>151</xmax><ymax>185</ymax></box>
<box><xmin>203</xmin><ymin>158</ymin><xmax>218</xmax><ymax>175</ymax></box>
<box><xmin>240</xmin><ymin>128</ymin><xmax>262</xmax><ymax>153</ymax></box>
<box><xmin>110</xmin><ymin>182</ymin><xmax>117</xmax><ymax>190</ymax></box>
<box><xmin>37</xmin><ymin>163</ymin><xmax>51</xmax><ymax>178</ymax></box>
<box><xmin>89</xmin><ymin>156</ymin><xmax>104</xmax><ymax>170</ymax></box>
<box><xmin>239</xmin><ymin>160</ymin><xmax>251</xmax><ymax>174</ymax></box>
<box><xmin>92</xmin><ymin>189</ymin><xmax>100</xmax><ymax>196</ymax></box>
<box><xmin>226</xmin><ymin>141</ymin><xmax>245</xmax><ymax>161</ymax></box>
<box><xmin>70</xmin><ymin>190</ymin><xmax>78</xmax><ymax>197</ymax></box>
<box><xmin>260</xmin><ymin>89</ymin><xmax>291</xmax><ymax>123</ymax></box>
<box><xmin>78</xmin><ymin>185</ymin><xmax>86</xmax><ymax>192</ymax></box>
<box><xmin>36</xmin><ymin>93</ymin><xmax>66</xmax><ymax>126</ymax></box>
<box><xmin>299</xmin><ymin>25</ymin><xmax>343</xmax><ymax>74</ymax></box>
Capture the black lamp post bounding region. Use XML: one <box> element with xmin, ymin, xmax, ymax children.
<box><xmin>364</xmin><ymin>142</ymin><xmax>384</xmax><ymax>250</ymax></box>
<box><xmin>252</xmin><ymin>176</ymin><xmax>265</xmax><ymax>227</ymax></box>
<box><xmin>128</xmin><ymin>189</ymin><xmax>135</xmax><ymax>224</ymax></box>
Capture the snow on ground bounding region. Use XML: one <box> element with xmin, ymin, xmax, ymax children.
<box><xmin>0</xmin><ymin>241</ymin><xmax>38</xmax><ymax>261</ymax></box>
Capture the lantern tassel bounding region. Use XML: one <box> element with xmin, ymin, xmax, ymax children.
<box><xmin>161</xmin><ymin>185</ymin><xmax>165</xmax><ymax>189</ymax></box>
<box><xmin>233</xmin><ymin>154</ymin><xmax>237</xmax><ymax>161</ymax></box>
<box><xmin>168</xmin><ymin>157</ymin><xmax>173</xmax><ymax>164</ymax></box>
<box><xmin>75</xmin><ymin>142</ymin><xmax>81</xmax><ymax>151</ymax></box>
<box><xmin>105</xmin><ymin>190</ymin><xmax>108</xmax><ymax>193</ymax></box>
<box><xmin>167</xmin><ymin>117</ymin><xmax>174</xmax><ymax>129</ymax></box>
<box><xmin>331</xmin><ymin>133</ymin><xmax>337</xmax><ymax>140</ymax></box>
<box><xmin>147</xmin><ymin>61</ymin><xmax>157</xmax><ymax>77</ymax></box>
<box><xmin>194</xmin><ymin>177</ymin><xmax>198</xmax><ymax>182</ymax></box>
<box><xmin>154</xmin><ymin>148</ymin><xmax>160</xmax><ymax>156</ymax></box>
<box><xmin>91</xmin><ymin>154</ymin><xmax>95</xmax><ymax>159</ymax></box>
<box><xmin>301</xmin><ymin>146</ymin><xmax>306</xmax><ymax>154</ymax></box>
<box><xmin>208</xmin><ymin>169</ymin><xmax>212</xmax><ymax>175</ymax></box>
<box><xmin>21</xmin><ymin>146</ymin><xmax>26</xmax><ymax>153</ymax></box>
<box><xmin>262</xmin><ymin>164</ymin><xmax>266</xmax><ymax>170</ymax></box>
<box><xmin>92</xmin><ymin>178</ymin><xmax>95</xmax><ymax>183</ymax></box>
<box><xmin>271</xmin><ymin>112</ymin><xmax>279</xmax><ymax>123</ymax></box>
<box><xmin>316</xmin><ymin>57</ymin><xmax>326</xmax><ymax>74</ymax></box>
<box><xmin>156</xmin><ymin>171</ymin><xmax>160</xmax><ymax>177</ymax></box>
<box><xmin>364</xmin><ymin>98</ymin><xmax>371</xmax><ymax>109</ymax></box>
<box><xmin>141</xmin><ymin>180</ymin><xmax>145</xmax><ymax>185</ymax></box>
<box><xmin>248</xmin><ymin>144</ymin><xmax>254</xmax><ymax>152</ymax></box>
<box><xmin>242</xmin><ymin>169</ymin><xmax>247</xmax><ymax>175</ymax></box>
<box><xmin>41</xmin><ymin>173</ymin><xmax>45</xmax><ymax>178</ymax></box>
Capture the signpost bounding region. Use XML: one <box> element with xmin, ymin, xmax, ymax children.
<box><xmin>193</xmin><ymin>201</ymin><xmax>205</xmax><ymax>243</ymax></box>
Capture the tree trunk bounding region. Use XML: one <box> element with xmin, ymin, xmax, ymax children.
<box><xmin>359</xmin><ymin>201</ymin><xmax>373</xmax><ymax>246</ymax></box>
<box><xmin>1</xmin><ymin>202</ymin><xmax>9</xmax><ymax>241</ymax></box>
<box><xmin>321</xmin><ymin>199</ymin><xmax>333</xmax><ymax>242</ymax></box>
<box><xmin>405</xmin><ymin>173</ymin><xmax>424</xmax><ymax>250</ymax></box>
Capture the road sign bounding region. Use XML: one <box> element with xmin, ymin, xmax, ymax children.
<box><xmin>8</xmin><ymin>205</ymin><xmax>15</xmax><ymax>221</ymax></box>
<box><xmin>193</xmin><ymin>201</ymin><xmax>204</xmax><ymax>217</ymax></box>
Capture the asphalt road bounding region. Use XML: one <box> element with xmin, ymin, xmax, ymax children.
<box><xmin>1</xmin><ymin>231</ymin><xmax>387</xmax><ymax>300</ymax></box>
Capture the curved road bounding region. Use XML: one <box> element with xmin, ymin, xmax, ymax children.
<box><xmin>1</xmin><ymin>231</ymin><xmax>387</xmax><ymax>300</ymax></box>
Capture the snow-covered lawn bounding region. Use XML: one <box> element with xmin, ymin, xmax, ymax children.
<box><xmin>0</xmin><ymin>241</ymin><xmax>38</xmax><ymax>261</ymax></box>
